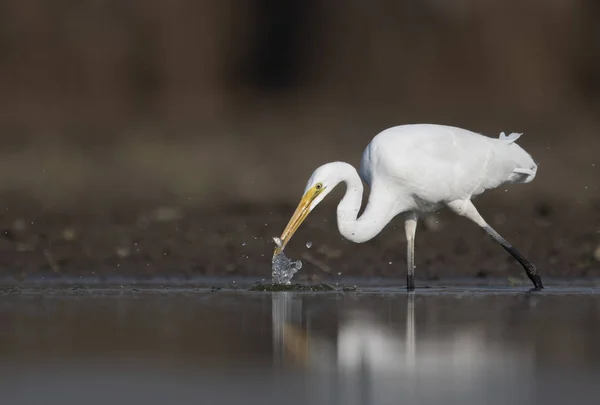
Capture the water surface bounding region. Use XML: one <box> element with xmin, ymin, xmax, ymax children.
<box><xmin>1</xmin><ymin>282</ymin><xmax>600</xmax><ymax>405</ymax></box>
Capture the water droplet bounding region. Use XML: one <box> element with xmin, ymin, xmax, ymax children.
<box><xmin>242</xmin><ymin>242</ymin><xmax>246</xmax><ymax>246</ymax></box>
<box><xmin>337</xmin><ymin>272</ymin><xmax>342</xmax><ymax>276</ymax></box>
<box><xmin>306</xmin><ymin>241</ymin><xmax>313</xmax><ymax>248</ymax></box>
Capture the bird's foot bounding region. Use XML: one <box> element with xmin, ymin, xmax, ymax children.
<box><xmin>528</xmin><ymin>272</ymin><xmax>544</xmax><ymax>290</ymax></box>
<box><xmin>406</xmin><ymin>274</ymin><xmax>415</xmax><ymax>291</ymax></box>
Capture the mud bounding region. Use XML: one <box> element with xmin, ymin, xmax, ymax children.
<box><xmin>0</xmin><ymin>197</ymin><xmax>598</xmax><ymax>284</ymax></box>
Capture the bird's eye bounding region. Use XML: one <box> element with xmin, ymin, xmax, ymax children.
<box><xmin>315</xmin><ymin>183</ymin><xmax>323</xmax><ymax>190</ymax></box>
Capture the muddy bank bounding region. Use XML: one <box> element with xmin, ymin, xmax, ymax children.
<box><xmin>0</xmin><ymin>196</ymin><xmax>598</xmax><ymax>283</ymax></box>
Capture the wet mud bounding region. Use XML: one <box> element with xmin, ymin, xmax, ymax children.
<box><xmin>0</xmin><ymin>199</ymin><xmax>598</xmax><ymax>283</ymax></box>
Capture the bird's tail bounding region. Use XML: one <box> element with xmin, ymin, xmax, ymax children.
<box><xmin>498</xmin><ymin>132</ymin><xmax>538</xmax><ymax>184</ymax></box>
<box><xmin>512</xmin><ymin>165</ymin><xmax>537</xmax><ymax>183</ymax></box>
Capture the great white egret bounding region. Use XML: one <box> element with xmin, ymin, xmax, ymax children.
<box><xmin>273</xmin><ymin>124</ymin><xmax>543</xmax><ymax>290</ymax></box>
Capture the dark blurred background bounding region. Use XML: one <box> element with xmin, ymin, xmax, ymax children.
<box><xmin>0</xmin><ymin>0</ymin><xmax>598</xmax><ymax>279</ymax></box>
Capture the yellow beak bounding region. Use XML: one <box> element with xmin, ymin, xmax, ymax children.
<box><xmin>274</xmin><ymin>184</ymin><xmax>324</xmax><ymax>257</ymax></box>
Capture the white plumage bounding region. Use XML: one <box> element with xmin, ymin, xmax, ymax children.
<box><xmin>361</xmin><ymin>125</ymin><xmax>537</xmax><ymax>202</ymax></box>
<box><xmin>274</xmin><ymin>124</ymin><xmax>543</xmax><ymax>290</ymax></box>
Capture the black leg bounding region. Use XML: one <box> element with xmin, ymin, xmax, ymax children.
<box><xmin>446</xmin><ymin>199</ymin><xmax>543</xmax><ymax>291</ymax></box>
<box><xmin>484</xmin><ymin>225</ymin><xmax>543</xmax><ymax>290</ymax></box>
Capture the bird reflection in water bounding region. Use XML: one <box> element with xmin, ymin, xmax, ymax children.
<box><xmin>271</xmin><ymin>293</ymin><xmax>535</xmax><ymax>404</ymax></box>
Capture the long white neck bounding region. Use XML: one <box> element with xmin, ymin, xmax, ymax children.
<box><xmin>334</xmin><ymin>163</ymin><xmax>394</xmax><ymax>243</ymax></box>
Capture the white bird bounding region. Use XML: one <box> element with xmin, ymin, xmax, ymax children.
<box><xmin>273</xmin><ymin>124</ymin><xmax>543</xmax><ymax>290</ymax></box>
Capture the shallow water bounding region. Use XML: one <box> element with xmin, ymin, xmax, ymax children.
<box><xmin>1</xmin><ymin>281</ymin><xmax>600</xmax><ymax>405</ymax></box>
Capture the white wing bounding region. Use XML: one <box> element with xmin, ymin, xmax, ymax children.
<box><xmin>361</xmin><ymin>124</ymin><xmax>534</xmax><ymax>204</ymax></box>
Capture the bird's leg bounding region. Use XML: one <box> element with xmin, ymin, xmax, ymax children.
<box><xmin>446</xmin><ymin>200</ymin><xmax>543</xmax><ymax>290</ymax></box>
<box><xmin>404</xmin><ymin>212</ymin><xmax>418</xmax><ymax>291</ymax></box>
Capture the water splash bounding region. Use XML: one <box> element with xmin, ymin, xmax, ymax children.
<box><xmin>271</xmin><ymin>237</ymin><xmax>302</xmax><ymax>285</ymax></box>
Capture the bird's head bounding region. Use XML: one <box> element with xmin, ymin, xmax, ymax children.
<box><xmin>273</xmin><ymin>163</ymin><xmax>344</xmax><ymax>256</ymax></box>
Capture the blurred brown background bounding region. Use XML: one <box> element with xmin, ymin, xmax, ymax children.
<box><xmin>0</xmin><ymin>0</ymin><xmax>598</xmax><ymax>280</ymax></box>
